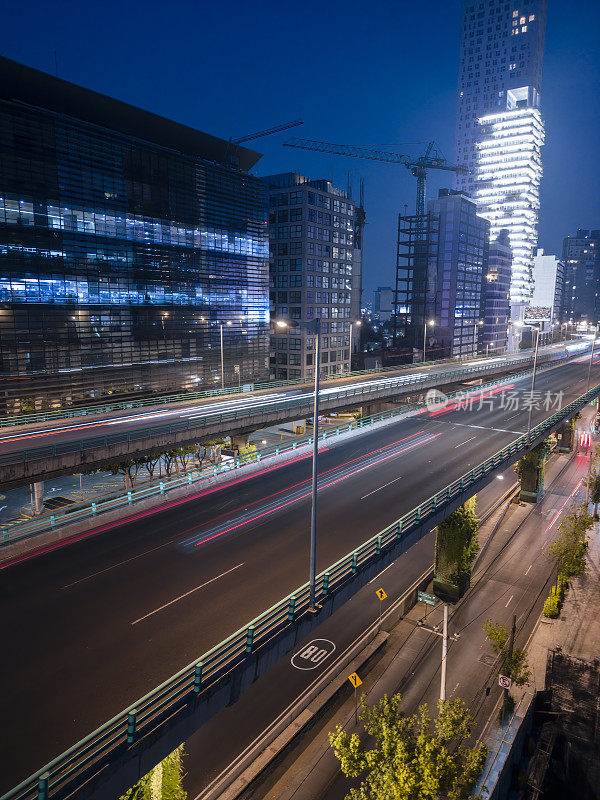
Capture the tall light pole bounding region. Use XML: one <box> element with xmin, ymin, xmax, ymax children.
<box><xmin>585</xmin><ymin>324</ymin><xmax>598</xmax><ymax>394</ymax></box>
<box><xmin>417</xmin><ymin>605</ymin><xmax>460</xmax><ymax>701</ymax></box>
<box><xmin>423</xmin><ymin>319</ymin><xmax>435</xmax><ymax>363</ymax></box>
<box><xmin>277</xmin><ymin>317</ymin><xmax>321</xmax><ymax>610</ymax></box>
<box><xmin>350</xmin><ymin>319</ymin><xmax>362</xmax><ymax>370</ymax></box>
<box><xmin>219</xmin><ymin>321</ymin><xmax>232</xmax><ymax>390</ymax></box>
<box><xmin>473</xmin><ymin>319</ymin><xmax>483</xmax><ymax>355</ymax></box>
<box><xmin>526</xmin><ymin>323</ymin><xmax>541</xmax><ymax>440</ymax></box>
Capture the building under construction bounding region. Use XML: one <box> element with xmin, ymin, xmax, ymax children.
<box><xmin>396</xmin><ymin>189</ymin><xmax>490</xmax><ymax>360</ymax></box>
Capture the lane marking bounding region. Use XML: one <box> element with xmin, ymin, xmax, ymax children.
<box><xmin>132</xmin><ymin>563</ymin><xmax>244</xmax><ymax>625</ymax></box>
<box><xmin>369</xmin><ymin>562</ymin><xmax>393</xmax><ymax>584</ymax></box>
<box><xmin>455</xmin><ymin>436</ymin><xmax>477</xmax><ymax>448</ymax></box>
<box><xmin>506</xmin><ymin>414</ymin><xmax>520</xmax><ymax>421</ymax></box>
<box><xmin>505</xmin><ymin>594</ymin><xmax>513</xmax><ymax>607</ymax></box>
<box><xmin>361</xmin><ymin>475</ymin><xmax>403</xmax><ymax>499</ymax></box>
<box><xmin>451</xmin><ymin>422</ymin><xmax>524</xmax><ymax>435</ymax></box>
<box><xmin>61</xmin><ymin>542</ymin><xmax>172</xmax><ymax>589</ymax></box>
<box><xmin>525</xmin><ymin>564</ymin><xmax>532</xmax><ymax>576</ymax></box>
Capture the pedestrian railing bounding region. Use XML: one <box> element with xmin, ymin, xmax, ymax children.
<box><xmin>0</xmin><ymin>363</ymin><xmax>552</xmax><ymax>547</ymax></box>
<box><xmin>0</xmin><ymin>348</ymin><xmax>571</xmax><ymax>470</ymax></box>
<box><xmin>0</xmin><ymin>343</ymin><xmax>569</xmax><ymax>429</ymax></box>
<box><xmin>3</xmin><ymin>379</ymin><xmax>598</xmax><ymax>800</ymax></box>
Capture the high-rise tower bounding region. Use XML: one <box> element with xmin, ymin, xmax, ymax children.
<box><xmin>454</xmin><ymin>0</ymin><xmax>548</xmax><ymax>303</ymax></box>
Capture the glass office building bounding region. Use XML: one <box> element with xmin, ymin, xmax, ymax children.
<box><xmin>0</xmin><ymin>57</ymin><xmax>270</xmax><ymax>412</ymax></box>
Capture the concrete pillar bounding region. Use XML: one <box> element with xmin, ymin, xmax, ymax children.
<box><xmin>231</xmin><ymin>433</ymin><xmax>250</xmax><ymax>452</ymax></box>
<box><xmin>518</xmin><ymin>444</ymin><xmax>549</xmax><ymax>503</ymax></box>
<box><xmin>556</xmin><ymin>418</ymin><xmax>576</xmax><ymax>453</ymax></box>
<box><xmin>31</xmin><ymin>481</ymin><xmax>45</xmax><ymax>515</ymax></box>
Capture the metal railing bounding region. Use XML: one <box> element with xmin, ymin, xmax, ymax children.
<box><xmin>0</xmin><ymin>365</ymin><xmax>546</xmax><ymax>547</ymax></box>
<box><xmin>0</xmin><ymin>348</ymin><xmax>571</xmax><ymax>469</ymax></box>
<box><xmin>0</xmin><ymin>343</ymin><xmax>570</xmax><ymax>429</ymax></box>
<box><xmin>3</xmin><ymin>379</ymin><xmax>598</xmax><ymax>800</ymax></box>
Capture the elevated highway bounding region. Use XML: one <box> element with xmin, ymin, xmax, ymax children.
<box><xmin>0</xmin><ymin>352</ymin><xmax>597</xmax><ymax>800</ymax></box>
<box><xmin>0</xmin><ymin>343</ymin><xmax>584</xmax><ymax>488</ymax></box>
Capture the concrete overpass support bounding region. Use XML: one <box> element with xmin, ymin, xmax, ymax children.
<box><xmin>556</xmin><ymin>418</ymin><xmax>576</xmax><ymax>453</ymax></box>
<box><xmin>231</xmin><ymin>433</ymin><xmax>251</xmax><ymax>451</ymax></box>
<box><xmin>517</xmin><ymin>442</ymin><xmax>550</xmax><ymax>503</ymax></box>
<box><xmin>31</xmin><ymin>481</ymin><xmax>44</xmax><ymax>515</ymax></box>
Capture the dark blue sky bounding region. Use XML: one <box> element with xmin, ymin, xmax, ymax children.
<box><xmin>4</xmin><ymin>0</ymin><xmax>599</xmax><ymax>297</ymax></box>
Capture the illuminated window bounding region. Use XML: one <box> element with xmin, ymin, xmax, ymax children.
<box><xmin>513</xmin><ymin>9</ymin><xmax>518</xmax><ymax>16</ymax></box>
<box><xmin>519</xmin><ymin>16</ymin><xmax>525</xmax><ymax>23</ymax></box>
<box><xmin>528</xmin><ymin>13</ymin><xmax>535</xmax><ymax>21</ymax></box>
<box><xmin>521</xmin><ymin>24</ymin><xmax>527</xmax><ymax>32</ymax></box>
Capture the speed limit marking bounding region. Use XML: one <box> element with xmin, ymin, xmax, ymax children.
<box><xmin>291</xmin><ymin>639</ymin><xmax>336</xmax><ymax>671</ymax></box>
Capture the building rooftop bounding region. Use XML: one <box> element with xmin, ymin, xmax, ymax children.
<box><xmin>0</xmin><ymin>55</ymin><xmax>262</xmax><ymax>171</ymax></box>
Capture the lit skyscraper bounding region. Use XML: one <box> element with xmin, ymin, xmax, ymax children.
<box><xmin>454</xmin><ymin>0</ymin><xmax>548</xmax><ymax>303</ymax></box>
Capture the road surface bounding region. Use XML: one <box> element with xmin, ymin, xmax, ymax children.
<box><xmin>0</xmin><ymin>355</ymin><xmax>596</xmax><ymax>792</ymax></box>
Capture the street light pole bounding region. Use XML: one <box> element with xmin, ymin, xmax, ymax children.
<box><xmin>423</xmin><ymin>320</ymin><xmax>427</xmax><ymax>363</ymax></box>
<box><xmin>219</xmin><ymin>323</ymin><xmax>225</xmax><ymax>390</ymax></box>
<box><xmin>309</xmin><ymin>319</ymin><xmax>321</xmax><ymax>610</ymax></box>
<box><xmin>585</xmin><ymin>324</ymin><xmax>598</xmax><ymax>393</ymax></box>
<box><xmin>440</xmin><ymin>603</ymin><xmax>448</xmax><ymax>701</ymax></box>
<box><xmin>527</xmin><ymin>325</ymin><xmax>541</xmax><ymax>440</ymax></box>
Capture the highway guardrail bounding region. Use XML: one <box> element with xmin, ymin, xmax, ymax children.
<box><xmin>0</xmin><ymin>343</ymin><xmax>573</xmax><ymax>429</ymax></box>
<box><xmin>0</xmin><ymin>362</ymin><xmax>557</xmax><ymax>547</ymax></box>
<box><xmin>0</xmin><ymin>348</ymin><xmax>572</xmax><ymax>471</ymax></box>
<box><xmin>2</xmin><ymin>378</ymin><xmax>598</xmax><ymax>800</ymax></box>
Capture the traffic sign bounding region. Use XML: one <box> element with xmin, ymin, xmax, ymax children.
<box><xmin>348</xmin><ymin>672</ymin><xmax>363</xmax><ymax>688</ymax></box>
<box><xmin>498</xmin><ymin>674</ymin><xmax>512</xmax><ymax>690</ymax></box>
<box><xmin>418</xmin><ymin>591</ymin><xmax>436</xmax><ymax>606</ymax></box>
<box><xmin>375</xmin><ymin>588</ymin><xmax>387</xmax><ymax>601</ymax></box>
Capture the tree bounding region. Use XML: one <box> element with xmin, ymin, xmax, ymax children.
<box><xmin>176</xmin><ymin>445</ymin><xmax>197</xmax><ymax>472</ymax></box>
<box><xmin>546</xmin><ymin>501</ymin><xmax>592</xmax><ymax>579</ymax></box>
<box><xmin>483</xmin><ymin>618</ymin><xmax>531</xmax><ymax>688</ymax></box>
<box><xmin>142</xmin><ymin>454</ymin><xmax>162</xmax><ymax>480</ymax></box>
<box><xmin>329</xmin><ymin>694</ymin><xmax>486</xmax><ymax>800</ymax></box>
<box><xmin>111</xmin><ymin>458</ymin><xmax>143</xmax><ymax>489</ymax></box>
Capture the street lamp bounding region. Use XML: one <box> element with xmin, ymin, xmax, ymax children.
<box><xmin>585</xmin><ymin>324</ymin><xmax>598</xmax><ymax>394</ymax></box>
<box><xmin>522</xmin><ymin>321</ymin><xmax>541</xmax><ymax>439</ymax></box>
<box><xmin>473</xmin><ymin>319</ymin><xmax>484</xmax><ymax>354</ymax></box>
<box><xmin>350</xmin><ymin>319</ymin><xmax>362</xmax><ymax>359</ymax></box>
<box><xmin>219</xmin><ymin>321</ymin><xmax>232</xmax><ymax>390</ymax></box>
<box><xmin>423</xmin><ymin>319</ymin><xmax>435</xmax><ymax>363</ymax></box>
<box><xmin>276</xmin><ymin>317</ymin><xmax>322</xmax><ymax>611</ymax></box>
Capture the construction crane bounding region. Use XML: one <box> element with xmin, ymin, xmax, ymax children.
<box><xmin>283</xmin><ymin>137</ymin><xmax>467</xmax><ymax>218</ymax></box>
<box><xmin>226</xmin><ymin>120</ymin><xmax>303</xmax><ymax>166</ymax></box>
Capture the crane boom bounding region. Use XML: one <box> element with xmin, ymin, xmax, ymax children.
<box><xmin>233</xmin><ymin>120</ymin><xmax>303</xmax><ymax>144</ymax></box>
<box><xmin>285</xmin><ymin>137</ymin><xmax>410</xmax><ymax>164</ymax></box>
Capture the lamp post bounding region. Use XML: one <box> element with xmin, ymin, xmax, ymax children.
<box><xmin>276</xmin><ymin>317</ymin><xmax>321</xmax><ymax>610</ymax></box>
<box><xmin>585</xmin><ymin>324</ymin><xmax>598</xmax><ymax>394</ymax></box>
<box><xmin>219</xmin><ymin>321</ymin><xmax>232</xmax><ymax>390</ymax></box>
<box><xmin>473</xmin><ymin>319</ymin><xmax>483</xmax><ymax>355</ymax></box>
<box><xmin>350</xmin><ymin>319</ymin><xmax>362</xmax><ymax>367</ymax></box>
<box><xmin>423</xmin><ymin>319</ymin><xmax>435</xmax><ymax>363</ymax></box>
<box><xmin>524</xmin><ymin>322</ymin><xmax>541</xmax><ymax>440</ymax></box>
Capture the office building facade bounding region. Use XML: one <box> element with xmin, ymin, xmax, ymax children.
<box><xmin>397</xmin><ymin>189</ymin><xmax>490</xmax><ymax>359</ymax></box>
<box><xmin>0</xmin><ymin>57</ymin><xmax>270</xmax><ymax>413</ymax></box>
<box><xmin>265</xmin><ymin>173</ymin><xmax>363</xmax><ymax>380</ymax></box>
<box><xmin>561</xmin><ymin>229</ymin><xmax>600</xmax><ymax>324</ymax></box>
<box><xmin>454</xmin><ymin>0</ymin><xmax>548</xmax><ymax>303</ymax></box>
<box><xmin>373</xmin><ymin>286</ymin><xmax>394</xmax><ymax>321</ymax></box>
<box><xmin>531</xmin><ymin>248</ymin><xmax>565</xmax><ymax>321</ymax></box>
<box><xmin>483</xmin><ymin>229</ymin><xmax>512</xmax><ymax>353</ymax></box>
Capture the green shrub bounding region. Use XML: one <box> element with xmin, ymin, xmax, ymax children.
<box><xmin>543</xmin><ymin>594</ymin><xmax>560</xmax><ymax>618</ymax></box>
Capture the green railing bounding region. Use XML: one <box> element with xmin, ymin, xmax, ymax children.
<box><xmin>0</xmin><ymin>365</ymin><xmax>548</xmax><ymax>546</ymax></box>
<box><xmin>3</xmin><ymin>379</ymin><xmax>598</xmax><ymax>800</ymax></box>
<box><xmin>0</xmin><ymin>343</ymin><xmax>570</xmax><ymax>429</ymax></box>
<box><xmin>0</xmin><ymin>347</ymin><xmax>572</xmax><ymax>470</ymax></box>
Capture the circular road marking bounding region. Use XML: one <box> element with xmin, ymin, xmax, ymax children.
<box><xmin>291</xmin><ymin>638</ymin><xmax>336</xmax><ymax>671</ymax></box>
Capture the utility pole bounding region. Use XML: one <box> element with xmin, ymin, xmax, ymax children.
<box><xmin>440</xmin><ymin>603</ymin><xmax>449</xmax><ymax>701</ymax></box>
<box><xmin>503</xmin><ymin>614</ymin><xmax>517</xmax><ymax>716</ymax></box>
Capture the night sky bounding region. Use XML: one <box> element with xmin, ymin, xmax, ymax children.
<box><xmin>3</xmin><ymin>0</ymin><xmax>599</xmax><ymax>298</ymax></box>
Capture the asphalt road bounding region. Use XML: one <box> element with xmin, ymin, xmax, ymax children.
<box><xmin>0</xmin><ymin>355</ymin><xmax>597</xmax><ymax>793</ymax></box>
<box><xmin>0</xmin><ymin>344</ymin><xmax>572</xmax><ymax>463</ymax></box>
<box><xmin>312</xmin><ymin>445</ymin><xmax>589</xmax><ymax>800</ymax></box>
